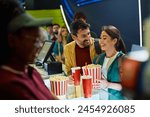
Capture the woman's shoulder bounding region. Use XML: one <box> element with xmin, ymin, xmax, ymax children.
<box><xmin>93</xmin><ymin>53</ymin><xmax>106</xmax><ymax>64</ymax></box>
<box><xmin>116</xmin><ymin>51</ymin><xmax>126</xmax><ymax>60</ymax></box>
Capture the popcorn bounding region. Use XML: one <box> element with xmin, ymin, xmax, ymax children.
<box><xmin>50</xmin><ymin>75</ymin><xmax>68</xmax><ymax>81</ymax></box>
<box><xmin>82</xmin><ymin>64</ymin><xmax>101</xmax><ymax>68</ymax></box>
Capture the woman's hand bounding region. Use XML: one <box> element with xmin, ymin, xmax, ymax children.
<box><xmin>97</xmin><ymin>74</ymin><xmax>109</xmax><ymax>89</ymax></box>
<box><xmin>99</xmin><ymin>74</ymin><xmax>122</xmax><ymax>91</ymax></box>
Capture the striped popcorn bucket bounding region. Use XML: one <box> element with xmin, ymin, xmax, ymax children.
<box><xmin>82</xmin><ymin>65</ymin><xmax>101</xmax><ymax>89</ymax></box>
<box><xmin>50</xmin><ymin>78</ymin><xmax>68</xmax><ymax>99</ymax></box>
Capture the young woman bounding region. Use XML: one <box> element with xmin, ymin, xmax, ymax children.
<box><xmin>93</xmin><ymin>25</ymin><xmax>126</xmax><ymax>99</ymax></box>
<box><xmin>53</xmin><ymin>26</ymin><xmax>68</xmax><ymax>64</ymax></box>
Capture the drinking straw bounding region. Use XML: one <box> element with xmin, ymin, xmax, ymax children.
<box><xmin>85</xmin><ymin>62</ymin><xmax>88</xmax><ymax>76</ymax></box>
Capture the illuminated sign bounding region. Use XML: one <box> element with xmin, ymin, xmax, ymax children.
<box><xmin>74</xmin><ymin>0</ymin><xmax>103</xmax><ymax>7</ymax></box>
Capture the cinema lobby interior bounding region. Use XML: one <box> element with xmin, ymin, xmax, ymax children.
<box><xmin>0</xmin><ymin>0</ymin><xmax>150</xmax><ymax>100</ymax></box>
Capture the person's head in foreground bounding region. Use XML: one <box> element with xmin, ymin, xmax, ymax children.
<box><xmin>0</xmin><ymin>0</ymin><xmax>58</xmax><ymax>100</ymax></box>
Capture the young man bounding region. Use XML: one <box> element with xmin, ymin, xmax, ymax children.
<box><xmin>64</xmin><ymin>20</ymin><xmax>97</xmax><ymax>75</ymax></box>
<box><xmin>0</xmin><ymin>0</ymin><xmax>58</xmax><ymax>100</ymax></box>
<box><xmin>67</xmin><ymin>11</ymin><xmax>97</xmax><ymax>43</ymax></box>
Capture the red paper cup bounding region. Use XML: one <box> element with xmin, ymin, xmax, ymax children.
<box><xmin>81</xmin><ymin>75</ymin><xmax>92</xmax><ymax>98</ymax></box>
<box><xmin>50</xmin><ymin>76</ymin><xmax>68</xmax><ymax>99</ymax></box>
<box><xmin>71</xmin><ymin>67</ymin><xmax>81</xmax><ymax>85</ymax></box>
<box><xmin>82</xmin><ymin>65</ymin><xmax>101</xmax><ymax>89</ymax></box>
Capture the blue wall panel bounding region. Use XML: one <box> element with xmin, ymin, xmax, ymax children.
<box><xmin>62</xmin><ymin>0</ymin><xmax>141</xmax><ymax>52</ymax></box>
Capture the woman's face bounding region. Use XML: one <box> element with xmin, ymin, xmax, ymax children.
<box><xmin>61</xmin><ymin>28</ymin><xmax>68</xmax><ymax>37</ymax></box>
<box><xmin>100</xmin><ymin>31</ymin><xmax>117</xmax><ymax>52</ymax></box>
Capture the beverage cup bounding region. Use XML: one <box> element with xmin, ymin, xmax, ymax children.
<box><xmin>82</xmin><ymin>65</ymin><xmax>101</xmax><ymax>89</ymax></box>
<box><xmin>81</xmin><ymin>75</ymin><xmax>92</xmax><ymax>98</ymax></box>
<box><xmin>71</xmin><ymin>67</ymin><xmax>81</xmax><ymax>85</ymax></box>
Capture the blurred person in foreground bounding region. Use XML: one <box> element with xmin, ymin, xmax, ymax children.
<box><xmin>121</xmin><ymin>48</ymin><xmax>148</xmax><ymax>99</ymax></box>
<box><xmin>119</xmin><ymin>17</ymin><xmax>150</xmax><ymax>100</ymax></box>
<box><xmin>0</xmin><ymin>0</ymin><xmax>58</xmax><ymax>100</ymax></box>
<box><xmin>120</xmin><ymin>16</ymin><xmax>150</xmax><ymax>100</ymax></box>
<box><xmin>64</xmin><ymin>20</ymin><xmax>97</xmax><ymax>76</ymax></box>
<box><xmin>93</xmin><ymin>25</ymin><xmax>126</xmax><ymax>99</ymax></box>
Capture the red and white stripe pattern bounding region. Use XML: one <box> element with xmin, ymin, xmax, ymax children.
<box><xmin>50</xmin><ymin>80</ymin><xmax>68</xmax><ymax>96</ymax></box>
<box><xmin>82</xmin><ymin>66</ymin><xmax>101</xmax><ymax>89</ymax></box>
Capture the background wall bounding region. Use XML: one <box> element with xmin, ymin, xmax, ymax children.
<box><xmin>27</xmin><ymin>9</ymin><xmax>65</xmax><ymax>26</ymax></box>
<box><xmin>62</xmin><ymin>0</ymin><xmax>142</xmax><ymax>52</ymax></box>
<box><xmin>25</xmin><ymin>0</ymin><xmax>65</xmax><ymax>27</ymax></box>
<box><xmin>25</xmin><ymin>0</ymin><xmax>61</xmax><ymax>10</ymax></box>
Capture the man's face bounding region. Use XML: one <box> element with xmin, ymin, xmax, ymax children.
<box><xmin>73</xmin><ymin>28</ymin><xmax>91</xmax><ymax>48</ymax></box>
<box><xmin>53</xmin><ymin>25</ymin><xmax>60</xmax><ymax>34</ymax></box>
<box><xmin>61</xmin><ymin>28</ymin><xmax>68</xmax><ymax>37</ymax></box>
<box><xmin>11</xmin><ymin>27</ymin><xmax>44</xmax><ymax>64</ymax></box>
<box><xmin>47</xmin><ymin>26</ymin><xmax>53</xmax><ymax>34</ymax></box>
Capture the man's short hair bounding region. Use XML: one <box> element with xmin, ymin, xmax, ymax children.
<box><xmin>73</xmin><ymin>11</ymin><xmax>86</xmax><ymax>21</ymax></box>
<box><xmin>53</xmin><ymin>23</ymin><xmax>60</xmax><ymax>28</ymax></box>
<box><xmin>70</xmin><ymin>19</ymin><xmax>90</xmax><ymax>35</ymax></box>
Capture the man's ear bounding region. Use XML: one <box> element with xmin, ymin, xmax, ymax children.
<box><xmin>71</xmin><ymin>34</ymin><xmax>77</xmax><ymax>41</ymax></box>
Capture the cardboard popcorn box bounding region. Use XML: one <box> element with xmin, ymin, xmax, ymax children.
<box><xmin>50</xmin><ymin>75</ymin><xmax>68</xmax><ymax>99</ymax></box>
